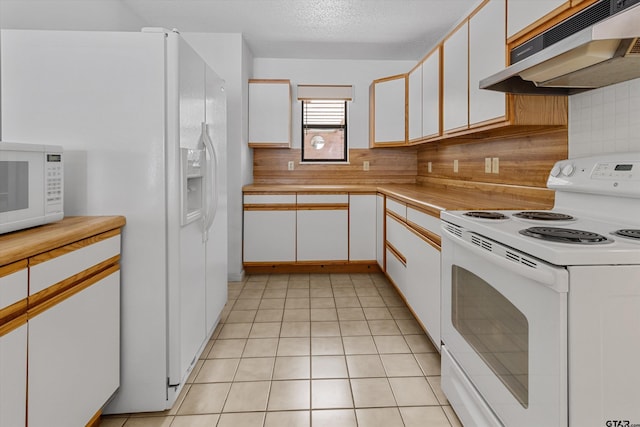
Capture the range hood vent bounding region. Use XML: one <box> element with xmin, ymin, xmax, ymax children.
<box><xmin>480</xmin><ymin>0</ymin><xmax>640</xmax><ymax>95</ymax></box>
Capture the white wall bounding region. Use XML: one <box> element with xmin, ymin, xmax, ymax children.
<box><xmin>0</xmin><ymin>0</ymin><xmax>147</xmax><ymax>31</ymax></box>
<box><xmin>253</xmin><ymin>58</ymin><xmax>416</xmax><ymax>149</ymax></box>
<box><xmin>569</xmin><ymin>77</ymin><xmax>640</xmax><ymax>157</ymax></box>
<box><xmin>183</xmin><ymin>33</ymin><xmax>251</xmax><ymax>282</ymax></box>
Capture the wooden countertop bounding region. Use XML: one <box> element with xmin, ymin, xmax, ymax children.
<box><xmin>0</xmin><ymin>216</ymin><xmax>126</xmax><ymax>267</ymax></box>
<box><xmin>243</xmin><ymin>183</ymin><xmax>553</xmax><ymax>218</ymax></box>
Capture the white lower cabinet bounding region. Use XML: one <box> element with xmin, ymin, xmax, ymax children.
<box><xmin>297</xmin><ymin>209</ymin><xmax>348</xmax><ymax>261</ymax></box>
<box><xmin>28</xmin><ymin>271</ymin><xmax>120</xmax><ymax>427</ymax></box>
<box><xmin>244</xmin><ymin>210</ymin><xmax>296</xmax><ymax>262</ymax></box>
<box><xmin>406</xmin><ymin>229</ymin><xmax>441</xmax><ymax>348</ymax></box>
<box><xmin>0</xmin><ymin>323</ymin><xmax>27</xmax><ymax>427</ymax></box>
<box><xmin>386</xmin><ymin>209</ymin><xmax>441</xmax><ymax>349</ymax></box>
<box><xmin>376</xmin><ymin>194</ymin><xmax>385</xmax><ymax>269</ymax></box>
<box><xmin>243</xmin><ymin>194</ymin><xmax>296</xmax><ymax>262</ymax></box>
<box><xmin>349</xmin><ymin>194</ymin><xmax>377</xmax><ymax>261</ymax></box>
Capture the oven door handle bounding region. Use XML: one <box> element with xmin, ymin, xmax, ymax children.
<box><xmin>443</xmin><ymin>227</ymin><xmax>568</xmax><ymax>293</ymax></box>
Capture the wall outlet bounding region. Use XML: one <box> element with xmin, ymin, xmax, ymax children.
<box><xmin>288</xmin><ymin>161</ymin><xmax>294</xmax><ymax>171</ymax></box>
<box><xmin>485</xmin><ymin>158</ymin><xmax>492</xmax><ymax>173</ymax></box>
<box><xmin>453</xmin><ymin>159</ymin><xmax>459</xmax><ymax>173</ymax></box>
<box><xmin>492</xmin><ymin>157</ymin><xmax>499</xmax><ymax>174</ymax></box>
<box><xmin>363</xmin><ymin>161</ymin><xmax>370</xmax><ymax>171</ymax></box>
<box><xmin>428</xmin><ymin>162</ymin><xmax>432</xmax><ymax>173</ymax></box>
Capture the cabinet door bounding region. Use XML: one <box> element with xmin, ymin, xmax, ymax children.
<box><xmin>248</xmin><ymin>79</ymin><xmax>291</xmax><ymax>147</ymax></box>
<box><xmin>405</xmin><ymin>230</ymin><xmax>441</xmax><ymax>349</ymax></box>
<box><xmin>244</xmin><ymin>194</ymin><xmax>296</xmax><ymax>262</ymax></box>
<box><xmin>0</xmin><ymin>322</ymin><xmax>27</xmax><ymax>427</ymax></box>
<box><xmin>469</xmin><ymin>0</ymin><xmax>506</xmax><ymax>126</ymax></box>
<box><xmin>371</xmin><ymin>75</ymin><xmax>407</xmax><ymax>145</ymax></box>
<box><xmin>376</xmin><ymin>194</ymin><xmax>385</xmax><ymax>269</ymax></box>
<box><xmin>386</xmin><ymin>247</ymin><xmax>407</xmax><ymax>295</ymax></box>
<box><xmin>349</xmin><ymin>194</ymin><xmax>377</xmax><ymax>261</ymax></box>
<box><xmin>408</xmin><ymin>65</ymin><xmax>422</xmax><ymax>142</ymax></box>
<box><xmin>28</xmin><ymin>271</ymin><xmax>120</xmax><ymax>427</ymax></box>
<box><xmin>244</xmin><ymin>210</ymin><xmax>296</xmax><ymax>262</ymax></box>
<box><xmin>298</xmin><ymin>209</ymin><xmax>348</xmax><ymax>261</ymax></box>
<box><xmin>507</xmin><ymin>0</ymin><xmax>567</xmax><ymax>38</ymax></box>
<box><xmin>443</xmin><ymin>22</ymin><xmax>469</xmax><ymax>133</ymax></box>
<box><xmin>422</xmin><ymin>47</ymin><xmax>441</xmax><ymax>139</ymax></box>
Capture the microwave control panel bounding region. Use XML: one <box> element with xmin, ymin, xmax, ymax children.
<box><xmin>45</xmin><ymin>152</ymin><xmax>63</xmax><ymax>213</ymax></box>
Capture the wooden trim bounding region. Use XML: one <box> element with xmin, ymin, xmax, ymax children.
<box><xmin>28</xmin><ymin>229</ymin><xmax>121</xmax><ymax>268</ymax></box>
<box><xmin>28</xmin><ymin>257</ymin><xmax>120</xmax><ymax>317</ymax></box>
<box><xmin>0</xmin><ymin>313</ymin><xmax>27</xmax><ymax>337</ymax></box>
<box><xmin>385</xmin><ymin>209</ymin><xmax>406</xmax><ymax>225</ymax></box>
<box><xmin>244</xmin><ymin>261</ymin><xmax>381</xmax><ymax>275</ymax></box>
<box><xmin>296</xmin><ymin>204</ymin><xmax>349</xmax><ymax>211</ymax></box>
<box><xmin>406</xmin><ymin>221</ymin><xmax>442</xmax><ymax>250</ymax></box>
<box><xmin>244</xmin><ymin>204</ymin><xmax>297</xmax><ymax>211</ymax></box>
<box><xmin>85</xmin><ymin>409</ymin><xmax>102</xmax><ymax>427</ymax></box>
<box><xmin>248</xmin><ymin>78</ymin><xmax>291</xmax><ymax>84</ymax></box>
<box><xmin>385</xmin><ymin>242</ymin><xmax>406</xmax><ymax>266</ymax></box>
<box><xmin>244</xmin><ymin>191</ymin><xmax>297</xmax><ymax>196</ymax></box>
<box><xmin>0</xmin><ymin>298</ymin><xmax>28</xmax><ymax>328</ymax></box>
<box><xmin>0</xmin><ymin>260</ymin><xmax>28</xmax><ymax>278</ymax></box>
<box><xmin>248</xmin><ymin>142</ymin><xmax>291</xmax><ymax>148</ymax></box>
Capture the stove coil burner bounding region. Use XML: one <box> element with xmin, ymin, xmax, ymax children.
<box><xmin>463</xmin><ymin>211</ymin><xmax>508</xmax><ymax>220</ymax></box>
<box><xmin>513</xmin><ymin>211</ymin><xmax>575</xmax><ymax>221</ymax></box>
<box><xmin>613</xmin><ymin>229</ymin><xmax>640</xmax><ymax>241</ymax></box>
<box><xmin>519</xmin><ymin>227</ymin><xmax>613</xmax><ymax>244</ymax></box>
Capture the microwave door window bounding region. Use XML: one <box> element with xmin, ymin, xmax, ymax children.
<box><xmin>451</xmin><ymin>265</ymin><xmax>529</xmax><ymax>408</ymax></box>
<box><xmin>0</xmin><ymin>161</ymin><xmax>29</xmax><ymax>213</ymax></box>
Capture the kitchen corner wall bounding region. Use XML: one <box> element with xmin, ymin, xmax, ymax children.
<box><xmin>569</xmin><ymin>77</ymin><xmax>640</xmax><ymax>158</ymax></box>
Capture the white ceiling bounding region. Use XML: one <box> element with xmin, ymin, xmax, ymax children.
<box><xmin>0</xmin><ymin>0</ymin><xmax>479</xmax><ymax>60</ymax></box>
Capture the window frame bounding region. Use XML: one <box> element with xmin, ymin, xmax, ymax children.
<box><xmin>300</xmin><ymin>99</ymin><xmax>348</xmax><ymax>163</ymax></box>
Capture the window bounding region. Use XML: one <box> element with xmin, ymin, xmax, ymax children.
<box><xmin>297</xmin><ymin>84</ymin><xmax>352</xmax><ymax>163</ymax></box>
<box><xmin>301</xmin><ymin>99</ymin><xmax>347</xmax><ymax>162</ymax></box>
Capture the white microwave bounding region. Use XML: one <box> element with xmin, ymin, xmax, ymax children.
<box><xmin>0</xmin><ymin>142</ymin><xmax>64</xmax><ymax>234</ymax></box>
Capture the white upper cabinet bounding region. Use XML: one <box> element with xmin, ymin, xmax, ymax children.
<box><xmin>507</xmin><ymin>0</ymin><xmax>567</xmax><ymax>39</ymax></box>
<box><xmin>408</xmin><ymin>64</ymin><xmax>423</xmax><ymax>143</ymax></box>
<box><xmin>443</xmin><ymin>21</ymin><xmax>469</xmax><ymax>133</ymax></box>
<box><xmin>421</xmin><ymin>47</ymin><xmax>440</xmax><ymax>139</ymax></box>
<box><xmin>408</xmin><ymin>45</ymin><xmax>441</xmax><ymax>142</ymax></box>
<box><xmin>370</xmin><ymin>74</ymin><xmax>407</xmax><ymax>146</ymax></box>
<box><xmin>469</xmin><ymin>0</ymin><xmax>506</xmax><ymax>126</ymax></box>
<box><xmin>248</xmin><ymin>79</ymin><xmax>291</xmax><ymax>147</ymax></box>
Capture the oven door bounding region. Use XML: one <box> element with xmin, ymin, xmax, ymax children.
<box><xmin>441</xmin><ymin>222</ymin><xmax>568</xmax><ymax>427</ymax></box>
<box><xmin>0</xmin><ymin>149</ymin><xmax>45</xmax><ymax>233</ymax></box>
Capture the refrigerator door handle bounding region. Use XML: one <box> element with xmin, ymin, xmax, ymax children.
<box><xmin>201</xmin><ymin>122</ymin><xmax>218</xmax><ymax>241</ymax></box>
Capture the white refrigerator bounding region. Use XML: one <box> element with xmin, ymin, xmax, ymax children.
<box><xmin>0</xmin><ymin>28</ymin><xmax>228</xmax><ymax>413</ymax></box>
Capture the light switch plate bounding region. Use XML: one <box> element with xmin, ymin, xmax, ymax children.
<box><xmin>288</xmin><ymin>161</ymin><xmax>294</xmax><ymax>171</ymax></box>
<box><xmin>363</xmin><ymin>161</ymin><xmax>370</xmax><ymax>171</ymax></box>
<box><xmin>428</xmin><ymin>162</ymin><xmax>432</xmax><ymax>173</ymax></box>
<box><xmin>485</xmin><ymin>158</ymin><xmax>492</xmax><ymax>173</ymax></box>
<box><xmin>492</xmin><ymin>157</ymin><xmax>499</xmax><ymax>174</ymax></box>
<box><xmin>453</xmin><ymin>159</ymin><xmax>459</xmax><ymax>173</ymax></box>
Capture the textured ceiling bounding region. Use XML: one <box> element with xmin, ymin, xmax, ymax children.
<box><xmin>1</xmin><ymin>0</ymin><xmax>479</xmax><ymax>60</ymax></box>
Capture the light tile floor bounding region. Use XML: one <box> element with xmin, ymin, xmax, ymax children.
<box><xmin>101</xmin><ymin>273</ymin><xmax>462</xmax><ymax>427</ymax></box>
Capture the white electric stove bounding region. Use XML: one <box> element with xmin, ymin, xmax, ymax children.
<box><xmin>440</xmin><ymin>152</ymin><xmax>640</xmax><ymax>427</ymax></box>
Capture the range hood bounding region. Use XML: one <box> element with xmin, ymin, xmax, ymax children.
<box><xmin>480</xmin><ymin>0</ymin><xmax>640</xmax><ymax>95</ymax></box>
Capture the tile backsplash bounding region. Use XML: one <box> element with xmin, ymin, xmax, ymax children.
<box><xmin>569</xmin><ymin>77</ymin><xmax>640</xmax><ymax>158</ymax></box>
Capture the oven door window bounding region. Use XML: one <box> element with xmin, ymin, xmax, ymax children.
<box><xmin>0</xmin><ymin>161</ymin><xmax>29</xmax><ymax>213</ymax></box>
<box><xmin>452</xmin><ymin>265</ymin><xmax>529</xmax><ymax>408</ymax></box>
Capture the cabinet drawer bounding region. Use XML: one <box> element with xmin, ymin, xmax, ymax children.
<box><xmin>386</xmin><ymin>198</ymin><xmax>407</xmax><ymax>220</ymax></box>
<box><xmin>407</xmin><ymin>207</ymin><xmax>441</xmax><ymax>238</ymax></box>
<box><xmin>386</xmin><ymin>214</ymin><xmax>411</xmax><ymax>257</ymax></box>
<box><xmin>0</xmin><ymin>263</ymin><xmax>28</xmax><ymax>309</ymax></box>
<box><xmin>244</xmin><ymin>194</ymin><xmax>296</xmax><ymax>205</ymax></box>
<box><xmin>297</xmin><ymin>194</ymin><xmax>349</xmax><ymax>204</ymax></box>
<box><xmin>29</xmin><ymin>235</ymin><xmax>121</xmax><ymax>295</ymax></box>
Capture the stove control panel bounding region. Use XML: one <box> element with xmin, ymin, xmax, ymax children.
<box><xmin>547</xmin><ymin>152</ymin><xmax>640</xmax><ymax>198</ymax></box>
<box><xmin>592</xmin><ymin>161</ymin><xmax>637</xmax><ymax>180</ymax></box>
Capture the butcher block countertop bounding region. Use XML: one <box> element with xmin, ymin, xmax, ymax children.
<box><xmin>243</xmin><ymin>183</ymin><xmax>553</xmax><ymax>218</ymax></box>
<box><xmin>0</xmin><ymin>216</ymin><xmax>126</xmax><ymax>267</ymax></box>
